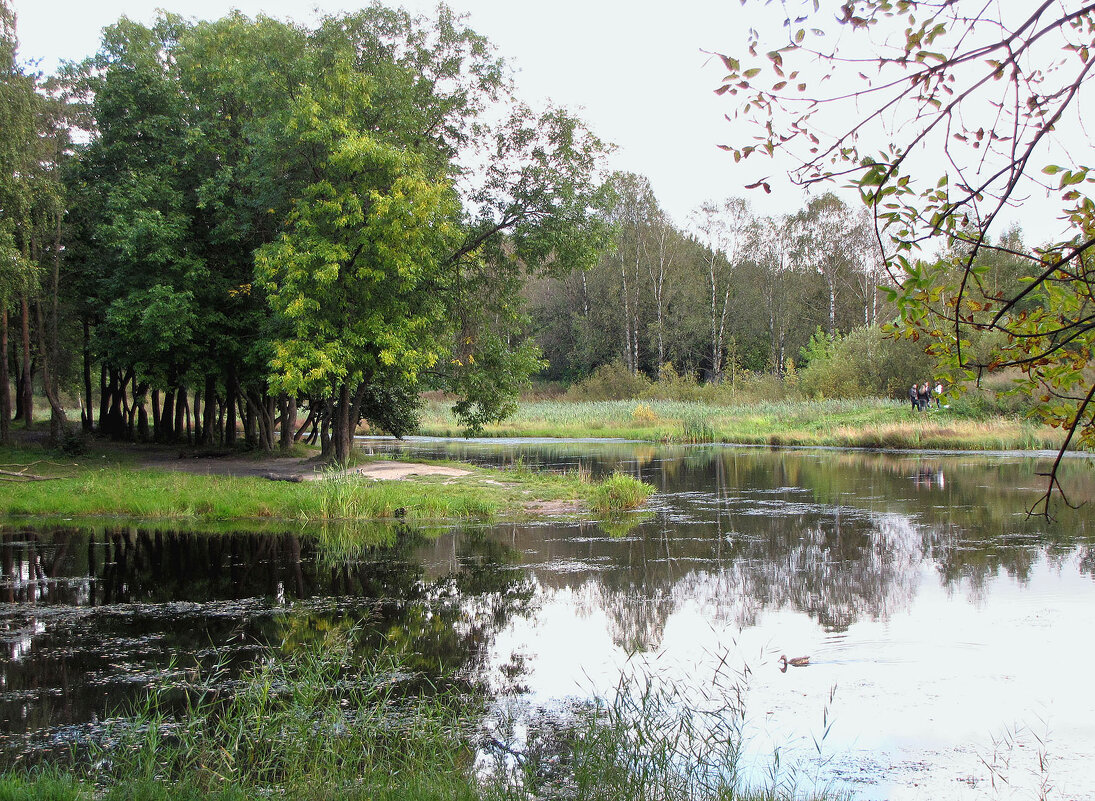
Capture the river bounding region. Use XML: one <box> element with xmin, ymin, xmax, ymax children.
<box><xmin>2</xmin><ymin>439</ymin><xmax>1092</xmax><ymax>799</ymax></box>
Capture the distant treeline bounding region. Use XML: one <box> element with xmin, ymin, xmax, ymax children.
<box><xmin>528</xmin><ymin>174</ymin><xmax>1035</xmax><ymax>397</ymax></box>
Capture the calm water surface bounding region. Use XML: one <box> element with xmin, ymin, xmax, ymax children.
<box><xmin>2</xmin><ymin>440</ymin><xmax>1092</xmax><ymax>799</ymax></box>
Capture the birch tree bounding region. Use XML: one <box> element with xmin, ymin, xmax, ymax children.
<box><xmin>690</xmin><ymin>197</ymin><xmax>752</xmax><ymax>382</ymax></box>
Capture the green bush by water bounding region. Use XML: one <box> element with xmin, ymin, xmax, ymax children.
<box><xmin>588</xmin><ymin>472</ymin><xmax>654</xmax><ymax>514</ymax></box>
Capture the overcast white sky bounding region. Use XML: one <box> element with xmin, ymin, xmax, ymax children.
<box><xmin>9</xmin><ymin>0</ymin><xmax>817</xmax><ymax>229</ymax></box>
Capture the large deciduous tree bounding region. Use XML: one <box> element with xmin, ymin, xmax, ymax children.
<box><xmin>67</xmin><ymin>6</ymin><xmax>610</xmax><ymax>462</ymax></box>
<box><xmin>716</xmin><ymin>0</ymin><xmax>1095</xmax><ymax>513</ymax></box>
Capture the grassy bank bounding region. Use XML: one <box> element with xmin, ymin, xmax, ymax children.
<box><xmin>417</xmin><ymin>397</ymin><xmax>1069</xmax><ymax>451</ymax></box>
<box><xmin>0</xmin><ymin>443</ymin><xmax>652</xmax><ymax>528</ymax></box>
<box><xmin>0</xmin><ymin>637</ymin><xmax>835</xmax><ymax>801</ymax></box>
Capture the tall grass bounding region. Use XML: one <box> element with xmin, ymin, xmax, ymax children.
<box><xmin>86</xmin><ymin>634</ymin><xmax>481</xmax><ymax>801</ymax></box>
<box><xmin>483</xmin><ymin>652</ymin><xmax>839</xmax><ymax>801</ymax></box>
<box><xmin>417</xmin><ymin>397</ymin><xmax>1069</xmax><ymax>451</ymax></box>
<box><xmin>1</xmin><ymin>639</ymin><xmax>842</xmax><ymax>801</ymax></box>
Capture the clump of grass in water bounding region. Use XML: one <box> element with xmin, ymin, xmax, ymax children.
<box><xmin>588</xmin><ymin>472</ymin><xmax>654</xmax><ymax>514</ymax></box>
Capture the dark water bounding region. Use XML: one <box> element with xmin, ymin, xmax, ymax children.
<box><xmin>2</xmin><ymin>440</ymin><xmax>1092</xmax><ymax>799</ymax></box>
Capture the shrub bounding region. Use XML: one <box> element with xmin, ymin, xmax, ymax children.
<box><xmin>731</xmin><ymin>370</ymin><xmax>801</xmax><ymax>405</ymax></box>
<box><xmin>640</xmin><ymin>363</ymin><xmax>704</xmax><ymax>402</ymax></box>
<box><xmin>948</xmin><ymin>369</ymin><xmax>1040</xmax><ymax>418</ymax></box>
<box><xmin>799</xmin><ymin>324</ymin><xmax>936</xmax><ymax>399</ymax></box>
<box><xmin>564</xmin><ymin>361</ymin><xmax>653</xmax><ymax>401</ymax></box>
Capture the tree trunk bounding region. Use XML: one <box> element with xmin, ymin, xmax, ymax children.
<box><xmin>105</xmin><ymin>369</ymin><xmax>127</xmax><ymax>439</ymax></box>
<box><xmin>620</xmin><ymin>255</ymin><xmax>634</xmax><ymax>373</ymax></box>
<box><xmin>82</xmin><ymin>319</ymin><xmax>93</xmax><ymax>432</ymax></box>
<box><xmin>225</xmin><ymin>370</ymin><xmax>237</xmax><ymax>446</ymax></box>
<box><xmin>708</xmin><ymin>256</ymin><xmax>721</xmax><ymax>383</ymax></box>
<box><xmin>332</xmin><ymin>383</ymin><xmax>353</xmax><ymax>464</ymax></box>
<box><xmin>135</xmin><ymin>383</ymin><xmax>150</xmax><ymax>442</ymax></box>
<box><xmin>319</xmin><ymin>405</ymin><xmax>331</xmax><ymax>459</ymax></box>
<box><xmin>20</xmin><ymin>295</ymin><xmax>32</xmax><ymax>430</ymax></box>
<box><xmin>12</xmin><ymin>352</ymin><xmax>23</xmax><ymax>422</ymax></box>
<box><xmin>120</xmin><ymin>371</ymin><xmax>133</xmax><ymax>437</ymax></box>
<box><xmin>280</xmin><ymin>394</ymin><xmax>297</xmax><ymax>452</ymax></box>
<box><xmin>0</xmin><ymin>308</ymin><xmax>9</xmax><ymax>445</ymax></box>
<box><xmin>33</xmin><ymin>300</ymin><xmax>68</xmax><ymax>444</ymax></box>
<box><xmin>192</xmin><ymin>388</ymin><xmax>201</xmax><ymax>444</ymax></box>
<box><xmin>203</xmin><ymin>375</ymin><xmax>217</xmax><ymax>446</ymax></box>
<box><xmin>99</xmin><ymin>364</ymin><xmax>110</xmax><ymax>432</ymax></box>
<box><xmin>241</xmin><ymin>393</ymin><xmax>255</xmax><ymax>448</ymax></box>
<box><xmin>151</xmin><ymin>389</ymin><xmax>160</xmax><ymax>441</ymax></box>
<box><xmin>216</xmin><ymin>398</ymin><xmax>226</xmax><ymax>446</ymax></box>
<box><xmin>264</xmin><ymin>393</ymin><xmax>276</xmax><ymax>452</ymax></box>
<box><xmin>173</xmin><ymin>386</ymin><xmax>186</xmax><ymax>443</ymax></box>
<box><xmin>158</xmin><ymin>387</ymin><xmax>176</xmax><ymax>443</ymax></box>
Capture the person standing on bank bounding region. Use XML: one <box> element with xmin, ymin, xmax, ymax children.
<box><xmin>934</xmin><ymin>382</ymin><xmax>943</xmax><ymax>409</ymax></box>
<box><xmin>918</xmin><ymin>382</ymin><xmax>931</xmax><ymax>411</ymax></box>
<box><xmin>909</xmin><ymin>383</ymin><xmax>920</xmax><ymax>412</ymax></box>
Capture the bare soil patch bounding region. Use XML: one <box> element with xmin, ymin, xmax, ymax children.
<box><xmin>139</xmin><ymin>450</ymin><xmax>470</xmax><ymax>482</ymax></box>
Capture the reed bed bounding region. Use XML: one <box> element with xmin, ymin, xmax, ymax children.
<box><xmin>418</xmin><ymin>398</ymin><xmax>1067</xmax><ymax>451</ymax></box>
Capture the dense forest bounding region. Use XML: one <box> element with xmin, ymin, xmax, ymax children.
<box><xmin>0</xmin><ymin>1</ymin><xmax>1039</xmax><ymax>460</ymax></box>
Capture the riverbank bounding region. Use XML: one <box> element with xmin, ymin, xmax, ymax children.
<box><xmin>416</xmin><ymin>397</ymin><xmax>1070</xmax><ymax>451</ymax></box>
<box><xmin>0</xmin><ymin>440</ymin><xmax>652</xmax><ymax>528</ymax></box>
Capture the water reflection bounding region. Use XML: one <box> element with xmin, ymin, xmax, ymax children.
<box><xmin>2</xmin><ymin>441</ymin><xmax>1093</xmax><ymax>798</ymax></box>
<box><xmin>0</xmin><ymin>525</ymin><xmax>532</xmax><ymax>761</ymax></box>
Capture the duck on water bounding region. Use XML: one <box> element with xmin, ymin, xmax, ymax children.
<box><xmin>778</xmin><ymin>654</ymin><xmax>810</xmax><ymax>671</ymax></box>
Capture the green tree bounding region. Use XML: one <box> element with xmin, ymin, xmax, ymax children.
<box><xmin>716</xmin><ymin>0</ymin><xmax>1095</xmax><ymax>513</ymax></box>
<box><xmin>0</xmin><ymin>0</ymin><xmax>74</xmax><ymax>443</ymax></box>
<box><xmin>0</xmin><ymin>0</ymin><xmax>37</xmax><ymax>444</ymax></box>
<box><xmin>256</xmin><ymin>102</ymin><xmax>460</xmax><ymax>463</ymax></box>
<box><xmin>64</xmin><ymin>6</ymin><xmax>607</xmax><ymax>459</ymax></box>
<box><xmin>690</xmin><ymin>197</ymin><xmax>753</xmax><ymax>381</ymax></box>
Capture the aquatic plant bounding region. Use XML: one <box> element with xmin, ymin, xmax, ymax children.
<box><xmin>681</xmin><ymin>411</ymin><xmax>716</xmax><ymax>444</ymax></box>
<box><xmin>0</xmin><ymin>636</ymin><xmax>848</xmax><ymax>801</ymax></box>
<box><xmin>587</xmin><ymin>472</ymin><xmax>654</xmax><ymax>514</ymax></box>
<box><xmin>86</xmin><ymin>633</ymin><xmax>480</xmax><ymax>800</ymax></box>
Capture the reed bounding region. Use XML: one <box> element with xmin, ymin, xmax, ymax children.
<box><xmin>417</xmin><ymin>397</ymin><xmax>1069</xmax><ymax>452</ymax></box>
<box><xmin>483</xmin><ymin>651</ymin><xmax>843</xmax><ymax>801</ymax></box>
<box><xmin>80</xmin><ymin>634</ymin><xmax>481</xmax><ymax>800</ymax></box>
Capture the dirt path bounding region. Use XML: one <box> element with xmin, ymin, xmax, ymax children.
<box><xmin>139</xmin><ymin>451</ymin><xmax>470</xmax><ymax>482</ymax></box>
